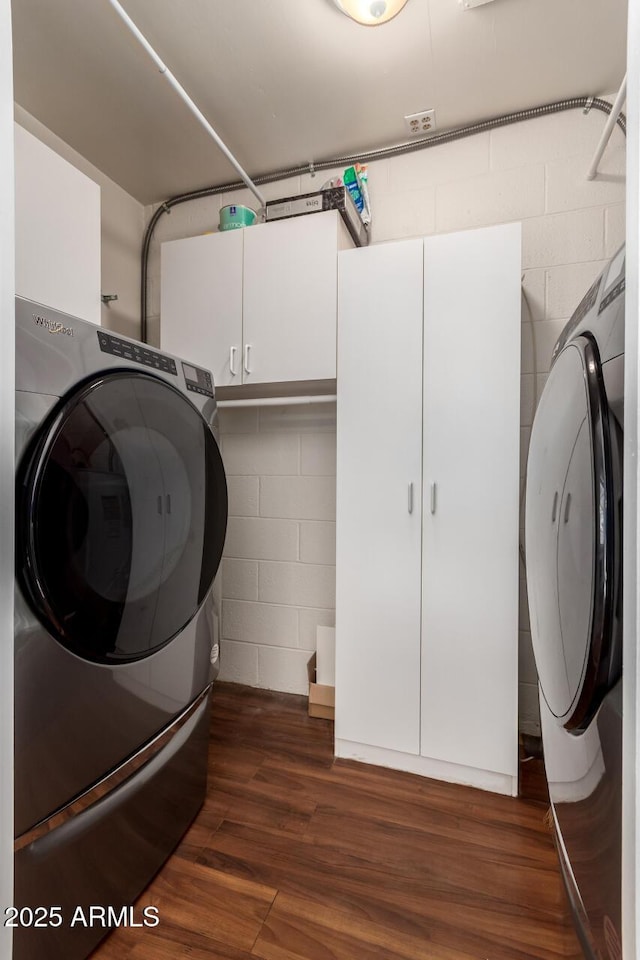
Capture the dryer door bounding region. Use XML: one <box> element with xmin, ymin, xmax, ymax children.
<box><xmin>525</xmin><ymin>336</ymin><xmax>614</xmax><ymax>730</ymax></box>
<box><xmin>17</xmin><ymin>371</ymin><xmax>227</xmax><ymax>663</ymax></box>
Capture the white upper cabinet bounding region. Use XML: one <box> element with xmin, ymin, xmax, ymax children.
<box><xmin>14</xmin><ymin>125</ymin><xmax>101</xmax><ymax>325</ymax></box>
<box><xmin>161</xmin><ymin>210</ymin><xmax>350</xmax><ymax>388</ymax></box>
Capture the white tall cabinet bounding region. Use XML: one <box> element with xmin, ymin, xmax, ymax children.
<box><xmin>335</xmin><ymin>223</ymin><xmax>521</xmax><ymax>796</ymax></box>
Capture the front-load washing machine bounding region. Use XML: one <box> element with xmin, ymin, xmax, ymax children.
<box><xmin>14</xmin><ymin>297</ymin><xmax>228</xmax><ymax>960</ymax></box>
<box><xmin>525</xmin><ymin>247</ymin><xmax>624</xmax><ymax>960</ymax></box>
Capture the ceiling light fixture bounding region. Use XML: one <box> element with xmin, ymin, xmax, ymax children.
<box><xmin>333</xmin><ymin>0</ymin><xmax>410</xmax><ymax>26</ymax></box>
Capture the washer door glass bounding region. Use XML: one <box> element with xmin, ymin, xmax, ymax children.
<box><xmin>525</xmin><ymin>337</ymin><xmax>612</xmax><ymax>729</ymax></box>
<box><xmin>18</xmin><ymin>372</ymin><xmax>227</xmax><ymax>663</ymax></box>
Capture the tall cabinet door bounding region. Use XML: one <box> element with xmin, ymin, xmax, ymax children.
<box><xmin>161</xmin><ymin>229</ymin><xmax>243</xmax><ymax>387</ymax></box>
<box><xmin>421</xmin><ymin>224</ymin><xmax>521</xmax><ymax>778</ymax></box>
<box><xmin>336</xmin><ymin>240</ymin><xmax>423</xmax><ymax>754</ymax></box>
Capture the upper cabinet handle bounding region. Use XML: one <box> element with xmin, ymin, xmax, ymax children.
<box><xmin>430</xmin><ymin>482</ymin><xmax>437</xmax><ymax>515</ymax></box>
<box><xmin>408</xmin><ymin>482</ymin><xmax>414</xmax><ymax>514</ymax></box>
<box><xmin>230</xmin><ymin>345</ymin><xmax>237</xmax><ymax>376</ymax></box>
<box><xmin>551</xmin><ymin>491</ymin><xmax>559</xmax><ymax>523</ymax></box>
<box><xmin>244</xmin><ymin>344</ymin><xmax>252</xmax><ymax>375</ymax></box>
<box><xmin>563</xmin><ymin>492</ymin><xmax>572</xmax><ymax>524</ymax></box>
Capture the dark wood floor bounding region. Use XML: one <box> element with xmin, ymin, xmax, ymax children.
<box><xmin>92</xmin><ymin>683</ymin><xmax>582</xmax><ymax>960</ymax></box>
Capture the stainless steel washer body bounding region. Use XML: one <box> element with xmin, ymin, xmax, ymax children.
<box><xmin>14</xmin><ymin>298</ymin><xmax>228</xmax><ymax>960</ymax></box>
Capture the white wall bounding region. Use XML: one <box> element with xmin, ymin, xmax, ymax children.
<box><xmin>14</xmin><ymin>105</ymin><xmax>145</xmax><ymax>340</ymax></box>
<box><xmin>146</xmin><ymin>98</ymin><xmax>626</xmax><ymax>727</ymax></box>
<box><xmin>0</xmin><ymin>1</ymin><xmax>14</xmax><ymax>953</ymax></box>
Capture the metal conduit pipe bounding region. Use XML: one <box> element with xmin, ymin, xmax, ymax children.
<box><xmin>140</xmin><ymin>95</ymin><xmax>627</xmax><ymax>342</ymax></box>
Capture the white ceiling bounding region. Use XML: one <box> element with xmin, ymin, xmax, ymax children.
<box><xmin>11</xmin><ymin>0</ymin><xmax>627</xmax><ymax>206</ymax></box>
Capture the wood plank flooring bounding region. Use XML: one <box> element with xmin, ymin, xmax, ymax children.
<box><xmin>91</xmin><ymin>683</ymin><xmax>582</xmax><ymax>960</ymax></box>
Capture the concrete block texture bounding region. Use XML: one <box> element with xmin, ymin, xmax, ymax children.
<box><xmin>435</xmin><ymin>164</ymin><xmax>545</xmax><ymax>233</ymax></box>
<box><xmin>372</xmin><ymin>187</ymin><xmax>436</xmax><ymax>244</ymax></box>
<box><xmin>258</xmin><ymin>561</ymin><xmax>336</xmax><ymax>609</ymax></box>
<box><xmin>388</xmin><ymin>135</ymin><xmax>490</xmax><ymax>193</ymax></box>
<box><xmin>222</xmin><ymin>433</ymin><xmax>299</xmax><ymax>476</ymax></box>
<box><xmin>222</xmin><ymin>599</ymin><xmax>298</xmax><ymax>648</ymax></box>
<box><xmin>257</xmin><ymin>646</ymin><xmax>311</xmax><ymax>695</ymax></box>
<box><xmin>221</xmin><ymin>558</ymin><xmax>259</xmax><ymax>602</ymax></box>
<box><xmin>300</xmin><ymin>432</ymin><xmax>337</xmax><ymax>476</ymax></box>
<box><xmin>299</xmin><ymin>521</ymin><xmax>336</xmax><ymax>565</ymax></box>
<box><xmin>218</xmin><ymin>407</ymin><xmax>259</xmax><ymax>435</ymax></box>
<box><xmin>260</xmin><ymin>476</ymin><xmax>336</xmax><ymax>521</ymax></box>
<box><xmin>226</xmin><ymin>476</ymin><xmax>259</xmax><ymax>518</ymax></box>
<box><xmin>490</xmin><ymin>109</ymin><xmax>604</xmax><ymax>171</ymax></box>
<box><xmin>224</xmin><ymin>517</ymin><xmax>299</xmax><ymax>562</ymax></box>
<box><xmin>298</xmin><ymin>608</ymin><xmax>336</xmax><ymax>652</ymax></box>
<box><xmin>216</xmin><ymin>419</ymin><xmax>338</xmax><ymax>691</ymax></box>
<box><xmin>521</xmin><ymin>208</ymin><xmax>605</xmax><ymax>269</ymax></box>
<box><xmin>546</xmin><ymin>147</ymin><xmax>625</xmax><ymax>214</ymax></box>
<box><xmin>258</xmin><ymin>402</ymin><xmax>337</xmax><ymax>434</ymax></box>
<box><xmin>218</xmin><ymin>639</ymin><xmax>259</xmax><ymax>686</ymax></box>
<box><xmin>546</xmin><ymin>260</ymin><xmax>610</xmax><ymax>320</ymax></box>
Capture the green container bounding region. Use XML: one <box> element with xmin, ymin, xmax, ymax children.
<box><xmin>219</xmin><ymin>204</ymin><xmax>257</xmax><ymax>231</ymax></box>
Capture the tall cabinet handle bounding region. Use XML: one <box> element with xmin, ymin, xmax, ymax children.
<box><xmin>229</xmin><ymin>345</ymin><xmax>237</xmax><ymax>376</ymax></box>
<box><xmin>408</xmin><ymin>482</ymin><xmax>414</xmax><ymax>514</ymax></box>
<box><xmin>430</xmin><ymin>482</ymin><xmax>437</xmax><ymax>515</ymax></box>
<box><xmin>244</xmin><ymin>344</ymin><xmax>252</xmax><ymax>375</ymax></box>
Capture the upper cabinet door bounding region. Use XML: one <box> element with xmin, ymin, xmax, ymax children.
<box><xmin>242</xmin><ymin>212</ymin><xmax>340</xmax><ymax>384</ymax></box>
<box><xmin>14</xmin><ymin>125</ymin><xmax>101</xmax><ymax>324</ymax></box>
<box><xmin>161</xmin><ymin>229</ymin><xmax>243</xmax><ymax>387</ymax></box>
<box><xmin>421</xmin><ymin>223</ymin><xmax>521</xmax><ymax>779</ymax></box>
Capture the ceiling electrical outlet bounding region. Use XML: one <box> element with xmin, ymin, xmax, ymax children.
<box><xmin>404</xmin><ymin>110</ymin><xmax>436</xmax><ymax>136</ymax></box>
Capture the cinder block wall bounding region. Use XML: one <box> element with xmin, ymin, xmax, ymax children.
<box><xmin>218</xmin><ymin>403</ymin><xmax>337</xmax><ymax>693</ymax></box>
<box><xmin>146</xmin><ymin>102</ymin><xmax>626</xmax><ymax>733</ymax></box>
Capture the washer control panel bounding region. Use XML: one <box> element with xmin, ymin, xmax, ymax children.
<box><xmin>97</xmin><ymin>331</ymin><xmax>178</xmax><ymax>376</ymax></box>
<box><xmin>182</xmin><ymin>362</ymin><xmax>214</xmax><ymax>398</ymax></box>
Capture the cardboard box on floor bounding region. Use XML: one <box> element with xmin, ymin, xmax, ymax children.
<box><xmin>307</xmin><ymin>652</ymin><xmax>335</xmax><ymax>721</ymax></box>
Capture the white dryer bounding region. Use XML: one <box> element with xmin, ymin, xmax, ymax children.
<box><xmin>525</xmin><ymin>248</ymin><xmax>624</xmax><ymax>960</ymax></box>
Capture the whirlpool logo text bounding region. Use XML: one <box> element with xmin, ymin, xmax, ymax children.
<box><xmin>33</xmin><ymin>315</ymin><xmax>74</xmax><ymax>337</ymax></box>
